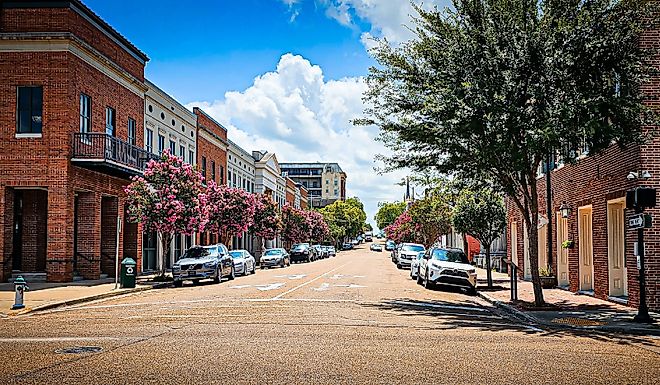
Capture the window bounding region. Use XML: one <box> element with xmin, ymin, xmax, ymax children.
<box><xmin>160</xmin><ymin>112</ymin><xmax>165</xmax><ymax>120</ymax></box>
<box><xmin>233</xmin><ymin>172</ymin><xmax>237</xmax><ymax>187</ymax></box>
<box><xmin>171</xmin><ymin>119</ymin><xmax>175</xmax><ymax>126</ymax></box>
<box><xmin>79</xmin><ymin>93</ymin><xmax>91</xmax><ymax>133</ymax></box>
<box><xmin>326</xmin><ymin>180</ymin><xmax>329</xmax><ymax>184</ymax></box>
<box><xmin>127</xmin><ymin>118</ymin><xmax>136</xmax><ymax>145</ymax></box>
<box><xmin>169</xmin><ymin>139</ymin><xmax>176</xmax><ymax>154</ymax></box>
<box><xmin>145</xmin><ymin>129</ymin><xmax>153</xmax><ymax>153</ymax></box>
<box><xmin>148</xmin><ymin>105</ymin><xmax>153</xmax><ymax>113</ymax></box>
<box><xmin>189</xmin><ymin>150</ymin><xmax>194</xmax><ymax>164</ymax></box>
<box><xmin>17</xmin><ymin>86</ymin><xmax>43</xmax><ymax>134</ymax></box>
<box><xmin>158</xmin><ymin>134</ymin><xmax>165</xmax><ymax>155</ymax></box>
<box><xmin>220</xmin><ymin>166</ymin><xmax>224</xmax><ymax>183</ymax></box>
<box><xmin>105</xmin><ymin>107</ymin><xmax>115</xmax><ymax>136</ymax></box>
<box><xmin>201</xmin><ymin>156</ymin><xmax>207</xmax><ymax>179</ymax></box>
<box><xmin>179</xmin><ymin>145</ymin><xmax>185</xmax><ymax>160</ymax></box>
<box><xmin>211</xmin><ymin>161</ymin><xmax>216</xmax><ymax>181</ymax></box>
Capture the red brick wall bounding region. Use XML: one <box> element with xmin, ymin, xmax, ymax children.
<box><xmin>1</xmin><ymin>6</ymin><xmax>145</xmax><ymax>81</ymax></box>
<box><xmin>194</xmin><ymin>108</ymin><xmax>228</xmax><ymax>185</ymax></box>
<box><xmin>0</xmin><ymin>3</ymin><xmax>146</xmax><ymax>282</ymax></box>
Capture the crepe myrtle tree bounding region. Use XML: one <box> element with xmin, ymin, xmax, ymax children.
<box><xmin>281</xmin><ymin>204</ymin><xmax>310</xmax><ymax>245</ymax></box>
<box><xmin>251</xmin><ymin>193</ymin><xmax>282</xmax><ymax>241</ymax></box>
<box><xmin>205</xmin><ymin>182</ymin><xmax>256</xmax><ymax>246</ymax></box>
<box><xmin>359</xmin><ymin>0</ymin><xmax>655</xmax><ymax>306</ymax></box>
<box><xmin>125</xmin><ymin>150</ymin><xmax>207</xmax><ymax>277</ymax></box>
<box><xmin>307</xmin><ymin>210</ymin><xmax>330</xmax><ymax>243</ymax></box>
<box><xmin>453</xmin><ymin>188</ymin><xmax>506</xmax><ymax>288</ymax></box>
<box><xmin>384</xmin><ymin>211</ymin><xmax>417</xmax><ymax>244</ymax></box>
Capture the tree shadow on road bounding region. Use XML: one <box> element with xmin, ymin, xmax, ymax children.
<box><xmin>360</xmin><ymin>296</ymin><xmax>659</xmax><ymax>349</ymax></box>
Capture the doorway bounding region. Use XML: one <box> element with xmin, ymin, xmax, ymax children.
<box><xmin>578</xmin><ymin>206</ymin><xmax>594</xmax><ymax>292</ymax></box>
<box><xmin>607</xmin><ymin>200</ymin><xmax>627</xmax><ymax>297</ymax></box>
<box><xmin>556</xmin><ymin>213</ymin><xmax>569</xmax><ymax>287</ymax></box>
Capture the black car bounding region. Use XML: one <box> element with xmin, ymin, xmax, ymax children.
<box><xmin>385</xmin><ymin>240</ymin><xmax>396</xmax><ymax>251</ymax></box>
<box><xmin>290</xmin><ymin>243</ymin><xmax>316</xmax><ymax>263</ymax></box>
<box><xmin>342</xmin><ymin>242</ymin><xmax>354</xmax><ymax>251</ymax></box>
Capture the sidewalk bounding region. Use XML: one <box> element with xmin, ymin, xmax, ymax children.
<box><xmin>0</xmin><ymin>276</ymin><xmax>167</xmax><ymax>316</ymax></box>
<box><xmin>475</xmin><ymin>267</ymin><xmax>660</xmax><ymax>335</ymax></box>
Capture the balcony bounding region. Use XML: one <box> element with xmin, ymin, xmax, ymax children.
<box><xmin>71</xmin><ymin>133</ymin><xmax>159</xmax><ymax>178</ymax></box>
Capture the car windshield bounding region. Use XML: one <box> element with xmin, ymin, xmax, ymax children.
<box><xmin>183</xmin><ymin>246</ymin><xmax>216</xmax><ymax>259</ymax></box>
<box><xmin>229</xmin><ymin>251</ymin><xmax>244</xmax><ymax>259</ymax></box>
<box><xmin>264</xmin><ymin>249</ymin><xmax>282</xmax><ymax>256</ymax></box>
<box><xmin>402</xmin><ymin>245</ymin><xmax>425</xmax><ymax>252</ymax></box>
<box><xmin>431</xmin><ymin>249</ymin><xmax>469</xmax><ymax>264</ymax></box>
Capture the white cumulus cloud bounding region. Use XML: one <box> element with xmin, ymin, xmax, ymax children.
<box><xmin>186</xmin><ymin>53</ymin><xmax>407</xmax><ymax>229</ymax></box>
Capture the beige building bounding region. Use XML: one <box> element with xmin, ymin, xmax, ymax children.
<box><xmin>280</xmin><ymin>162</ymin><xmax>347</xmax><ymax>208</ymax></box>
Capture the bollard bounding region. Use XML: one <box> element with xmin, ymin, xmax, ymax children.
<box><xmin>12</xmin><ymin>276</ymin><xmax>29</xmax><ymax>310</ymax></box>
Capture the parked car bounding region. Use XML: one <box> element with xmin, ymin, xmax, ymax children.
<box><xmin>396</xmin><ymin>243</ymin><xmax>426</xmax><ymax>269</ymax></box>
<box><xmin>385</xmin><ymin>240</ymin><xmax>396</xmax><ymax>251</ymax></box>
<box><xmin>260</xmin><ymin>248</ymin><xmax>290</xmax><ymax>268</ymax></box>
<box><xmin>410</xmin><ymin>251</ymin><xmax>426</xmax><ymax>280</ymax></box>
<box><xmin>229</xmin><ymin>249</ymin><xmax>256</xmax><ymax>276</ymax></box>
<box><xmin>325</xmin><ymin>246</ymin><xmax>336</xmax><ymax>257</ymax></box>
<box><xmin>313</xmin><ymin>244</ymin><xmax>327</xmax><ymax>259</ymax></box>
<box><xmin>342</xmin><ymin>242</ymin><xmax>354</xmax><ymax>250</ymax></box>
<box><xmin>418</xmin><ymin>247</ymin><xmax>477</xmax><ymax>295</ymax></box>
<box><xmin>290</xmin><ymin>243</ymin><xmax>315</xmax><ymax>263</ymax></box>
<box><xmin>391</xmin><ymin>243</ymin><xmax>402</xmax><ymax>263</ymax></box>
<box><xmin>370</xmin><ymin>244</ymin><xmax>382</xmax><ymax>252</ymax></box>
<box><xmin>351</xmin><ymin>239</ymin><xmax>359</xmax><ymax>246</ymax></box>
<box><xmin>173</xmin><ymin>244</ymin><xmax>233</xmax><ymax>287</ymax></box>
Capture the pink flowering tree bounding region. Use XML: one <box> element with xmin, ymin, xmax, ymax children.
<box><xmin>384</xmin><ymin>211</ymin><xmax>416</xmax><ymax>244</ymax></box>
<box><xmin>205</xmin><ymin>182</ymin><xmax>256</xmax><ymax>246</ymax></box>
<box><xmin>250</xmin><ymin>194</ymin><xmax>281</xmax><ymax>241</ymax></box>
<box><xmin>306</xmin><ymin>210</ymin><xmax>330</xmax><ymax>243</ymax></box>
<box><xmin>125</xmin><ymin>150</ymin><xmax>206</xmax><ymax>277</ymax></box>
<box><xmin>281</xmin><ymin>204</ymin><xmax>310</xmax><ymax>246</ymax></box>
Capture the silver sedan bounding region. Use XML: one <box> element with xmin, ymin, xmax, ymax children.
<box><xmin>229</xmin><ymin>249</ymin><xmax>256</xmax><ymax>276</ymax></box>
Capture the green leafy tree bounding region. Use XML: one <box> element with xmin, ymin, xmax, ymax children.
<box><xmin>360</xmin><ymin>0</ymin><xmax>654</xmax><ymax>306</ymax></box>
<box><xmin>375</xmin><ymin>201</ymin><xmax>407</xmax><ymax>231</ymax></box>
<box><xmin>408</xmin><ymin>192</ymin><xmax>453</xmax><ymax>249</ymax></box>
<box><xmin>453</xmin><ymin>188</ymin><xmax>506</xmax><ymax>288</ymax></box>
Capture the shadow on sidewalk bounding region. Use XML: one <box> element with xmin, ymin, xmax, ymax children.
<box><xmin>362</xmin><ymin>295</ymin><xmax>659</xmax><ymax>348</ymax></box>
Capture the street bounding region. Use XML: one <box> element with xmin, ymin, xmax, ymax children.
<box><xmin>1</xmin><ymin>244</ymin><xmax>658</xmax><ymax>385</ymax></box>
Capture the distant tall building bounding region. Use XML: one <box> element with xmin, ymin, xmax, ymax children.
<box><xmin>280</xmin><ymin>163</ymin><xmax>346</xmax><ymax>208</ymax></box>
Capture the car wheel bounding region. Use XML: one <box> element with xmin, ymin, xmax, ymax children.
<box><xmin>416</xmin><ymin>273</ymin><xmax>423</xmax><ymax>285</ymax></box>
<box><xmin>396</xmin><ymin>263</ymin><xmax>402</xmax><ymax>269</ymax></box>
<box><xmin>423</xmin><ymin>272</ymin><xmax>433</xmax><ymax>290</ymax></box>
<box><xmin>173</xmin><ymin>280</ymin><xmax>183</xmax><ymax>288</ymax></box>
<box><xmin>466</xmin><ymin>287</ymin><xmax>477</xmax><ymax>296</ymax></box>
<box><xmin>213</xmin><ymin>268</ymin><xmax>221</xmax><ymax>284</ymax></box>
<box><xmin>228</xmin><ymin>266</ymin><xmax>235</xmax><ymax>280</ymax></box>
<box><xmin>251</xmin><ymin>264</ymin><xmax>256</xmax><ymax>274</ymax></box>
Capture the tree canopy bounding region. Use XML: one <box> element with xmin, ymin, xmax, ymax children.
<box><xmin>374</xmin><ymin>201</ymin><xmax>407</xmax><ymax>231</ymax></box>
<box><xmin>360</xmin><ymin>0</ymin><xmax>654</xmax><ymax>305</ymax></box>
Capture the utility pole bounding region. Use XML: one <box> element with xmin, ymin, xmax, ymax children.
<box><xmin>546</xmin><ymin>153</ymin><xmax>553</xmax><ymax>268</ymax></box>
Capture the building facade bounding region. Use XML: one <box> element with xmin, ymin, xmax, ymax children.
<box><xmin>228</xmin><ymin>140</ymin><xmax>256</xmax><ymax>253</ymax></box>
<box><xmin>0</xmin><ymin>0</ymin><xmax>151</xmax><ymax>282</ymax></box>
<box><xmin>194</xmin><ymin>107</ymin><xmax>228</xmax><ymax>246</ymax></box>
<box><xmin>142</xmin><ymin>80</ymin><xmax>198</xmax><ymax>272</ymax></box>
<box><xmin>507</xmin><ymin>17</ymin><xmax>659</xmax><ymax>311</ymax></box>
<box><xmin>280</xmin><ymin>163</ymin><xmax>347</xmax><ymax>208</ymax></box>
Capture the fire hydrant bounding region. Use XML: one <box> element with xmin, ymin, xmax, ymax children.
<box><xmin>12</xmin><ymin>276</ymin><xmax>29</xmax><ymax>310</ymax></box>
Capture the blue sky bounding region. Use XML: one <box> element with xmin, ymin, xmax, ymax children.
<box><xmin>86</xmin><ymin>0</ymin><xmax>375</xmax><ymax>103</ymax></box>
<box><xmin>84</xmin><ymin>0</ymin><xmax>449</xmax><ymax>229</ymax></box>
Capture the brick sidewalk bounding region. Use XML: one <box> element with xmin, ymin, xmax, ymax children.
<box><xmin>0</xmin><ymin>277</ymin><xmax>165</xmax><ymax>316</ymax></box>
<box><xmin>475</xmin><ymin>267</ymin><xmax>660</xmax><ymax>335</ymax></box>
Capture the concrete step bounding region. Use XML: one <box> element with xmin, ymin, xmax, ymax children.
<box><xmin>10</xmin><ymin>272</ymin><xmax>47</xmax><ymax>283</ymax></box>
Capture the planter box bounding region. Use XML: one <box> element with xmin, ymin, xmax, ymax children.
<box><xmin>540</xmin><ymin>276</ymin><xmax>556</xmax><ymax>289</ymax></box>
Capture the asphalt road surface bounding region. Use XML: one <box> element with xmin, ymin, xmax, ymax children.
<box><xmin>1</xmin><ymin>243</ymin><xmax>658</xmax><ymax>384</ymax></box>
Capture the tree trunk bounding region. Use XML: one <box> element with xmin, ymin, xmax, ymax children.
<box><xmin>524</xmin><ymin>195</ymin><xmax>545</xmax><ymax>306</ymax></box>
<box><xmin>159</xmin><ymin>232</ymin><xmax>173</xmax><ymax>278</ymax></box>
<box><xmin>462</xmin><ymin>233</ymin><xmax>468</xmax><ymax>256</ymax></box>
<box><xmin>485</xmin><ymin>244</ymin><xmax>493</xmax><ymax>288</ymax></box>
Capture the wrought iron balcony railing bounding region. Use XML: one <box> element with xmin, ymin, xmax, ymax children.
<box><xmin>71</xmin><ymin>132</ymin><xmax>160</xmax><ymax>177</ymax></box>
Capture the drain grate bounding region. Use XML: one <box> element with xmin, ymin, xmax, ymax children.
<box><xmin>551</xmin><ymin>317</ymin><xmax>604</xmax><ymax>327</ymax></box>
<box><xmin>55</xmin><ymin>346</ymin><xmax>103</xmax><ymax>354</ymax></box>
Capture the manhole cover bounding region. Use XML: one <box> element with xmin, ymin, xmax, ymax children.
<box><xmin>55</xmin><ymin>346</ymin><xmax>103</xmax><ymax>354</ymax></box>
<box><xmin>551</xmin><ymin>317</ymin><xmax>604</xmax><ymax>327</ymax></box>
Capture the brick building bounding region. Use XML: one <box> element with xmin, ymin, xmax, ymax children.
<box><xmin>0</xmin><ymin>0</ymin><xmax>151</xmax><ymax>282</ymax></box>
<box><xmin>507</xmin><ymin>16</ymin><xmax>659</xmax><ymax>311</ymax></box>
<box><xmin>193</xmin><ymin>107</ymin><xmax>228</xmax><ymax>246</ymax></box>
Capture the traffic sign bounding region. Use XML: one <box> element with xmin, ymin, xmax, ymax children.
<box><xmin>629</xmin><ymin>214</ymin><xmax>644</xmax><ymax>229</ymax></box>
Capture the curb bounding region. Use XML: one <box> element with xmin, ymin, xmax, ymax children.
<box><xmin>477</xmin><ymin>290</ymin><xmax>660</xmax><ymax>337</ymax></box>
<box><xmin>8</xmin><ymin>282</ymin><xmax>170</xmax><ymax>316</ymax></box>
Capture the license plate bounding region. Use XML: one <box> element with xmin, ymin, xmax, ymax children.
<box><xmin>188</xmin><ymin>271</ymin><xmax>195</xmax><ymax>276</ymax></box>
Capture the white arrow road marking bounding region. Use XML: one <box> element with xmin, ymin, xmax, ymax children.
<box><xmin>275</xmin><ymin>274</ymin><xmax>307</xmax><ymax>280</ymax></box>
<box><xmin>352</xmin><ymin>275</ymin><xmax>366</xmax><ymax>278</ymax></box>
<box><xmin>255</xmin><ymin>283</ymin><xmax>286</xmax><ymax>291</ymax></box>
<box><xmin>334</xmin><ymin>284</ymin><xmax>367</xmax><ymax>288</ymax></box>
<box><xmin>313</xmin><ymin>283</ymin><xmax>331</xmax><ymax>292</ymax></box>
<box><xmin>229</xmin><ymin>285</ymin><xmax>252</xmax><ymax>289</ymax></box>
<box><xmin>329</xmin><ymin>274</ymin><xmax>345</xmax><ymax>280</ymax></box>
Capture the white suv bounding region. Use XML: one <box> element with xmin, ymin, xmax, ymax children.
<box><xmin>418</xmin><ymin>247</ymin><xmax>477</xmax><ymax>295</ymax></box>
<box><xmin>396</xmin><ymin>243</ymin><xmax>425</xmax><ymax>269</ymax></box>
